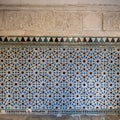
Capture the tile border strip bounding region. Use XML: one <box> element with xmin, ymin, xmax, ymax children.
<box><xmin>0</xmin><ymin>109</ymin><xmax>120</xmax><ymax>115</ymax></box>
<box><xmin>0</xmin><ymin>36</ymin><xmax>120</xmax><ymax>43</ymax></box>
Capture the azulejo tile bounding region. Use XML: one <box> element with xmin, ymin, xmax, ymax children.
<box><xmin>0</xmin><ymin>36</ymin><xmax>120</xmax><ymax>115</ymax></box>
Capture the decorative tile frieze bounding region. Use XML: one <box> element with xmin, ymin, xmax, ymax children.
<box><xmin>0</xmin><ymin>36</ymin><xmax>120</xmax><ymax>42</ymax></box>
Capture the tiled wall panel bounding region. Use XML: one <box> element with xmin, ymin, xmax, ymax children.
<box><xmin>0</xmin><ymin>37</ymin><xmax>120</xmax><ymax>115</ymax></box>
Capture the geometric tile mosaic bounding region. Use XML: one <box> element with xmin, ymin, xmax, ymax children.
<box><xmin>0</xmin><ymin>36</ymin><xmax>120</xmax><ymax>115</ymax></box>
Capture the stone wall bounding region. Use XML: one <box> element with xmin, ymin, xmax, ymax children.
<box><xmin>0</xmin><ymin>115</ymin><xmax>120</xmax><ymax>120</ymax></box>
<box><xmin>1</xmin><ymin>0</ymin><xmax>120</xmax><ymax>5</ymax></box>
<box><xmin>0</xmin><ymin>5</ymin><xmax>120</xmax><ymax>36</ymax></box>
<box><xmin>0</xmin><ymin>4</ymin><xmax>120</xmax><ymax>120</ymax></box>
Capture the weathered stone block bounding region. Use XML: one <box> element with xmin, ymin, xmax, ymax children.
<box><xmin>4</xmin><ymin>10</ymin><xmax>55</xmax><ymax>31</ymax></box>
<box><xmin>54</xmin><ymin>11</ymin><xmax>82</xmax><ymax>32</ymax></box>
<box><xmin>0</xmin><ymin>11</ymin><xmax>4</xmax><ymax>30</ymax></box>
<box><xmin>25</xmin><ymin>116</ymin><xmax>77</xmax><ymax>120</ymax></box>
<box><xmin>4</xmin><ymin>11</ymin><xmax>21</xmax><ymax>30</ymax></box>
<box><xmin>3</xmin><ymin>10</ymin><xmax>82</xmax><ymax>33</ymax></box>
<box><xmin>103</xmin><ymin>13</ymin><xmax>120</xmax><ymax>31</ymax></box>
<box><xmin>0</xmin><ymin>115</ymin><xmax>27</xmax><ymax>120</ymax></box>
<box><xmin>105</xmin><ymin>115</ymin><xmax>120</xmax><ymax>120</ymax></box>
<box><xmin>0</xmin><ymin>115</ymin><xmax>120</xmax><ymax>120</ymax></box>
<box><xmin>26</xmin><ymin>115</ymin><xmax>56</xmax><ymax>120</ymax></box>
<box><xmin>80</xmin><ymin>116</ymin><xmax>91</xmax><ymax>120</ymax></box>
<box><xmin>91</xmin><ymin>116</ymin><xmax>105</xmax><ymax>120</ymax></box>
<box><xmin>83</xmin><ymin>13</ymin><xmax>102</xmax><ymax>30</ymax></box>
<box><xmin>57</xmin><ymin>116</ymin><xmax>74</xmax><ymax>120</ymax></box>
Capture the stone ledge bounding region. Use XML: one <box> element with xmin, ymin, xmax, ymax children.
<box><xmin>0</xmin><ymin>115</ymin><xmax>119</xmax><ymax>120</ymax></box>
<box><xmin>0</xmin><ymin>0</ymin><xmax>120</xmax><ymax>6</ymax></box>
<box><xmin>0</xmin><ymin>5</ymin><xmax>120</xmax><ymax>12</ymax></box>
<box><xmin>0</xmin><ymin>31</ymin><xmax>120</xmax><ymax>37</ymax></box>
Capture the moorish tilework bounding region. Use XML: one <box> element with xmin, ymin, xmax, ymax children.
<box><xmin>0</xmin><ymin>36</ymin><xmax>120</xmax><ymax>42</ymax></box>
<box><xmin>0</xmin><ymin>36</ymin><xmax>120</xmax><ymax>115</ymax></box>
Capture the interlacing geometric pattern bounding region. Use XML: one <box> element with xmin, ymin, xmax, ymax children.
<box><xmin>0</xmin><ymin>36</ymin><xmax>120</xmax><ymax>115</ymax></box>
